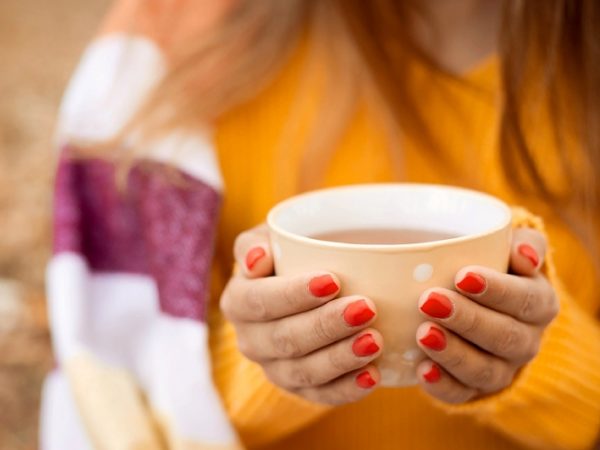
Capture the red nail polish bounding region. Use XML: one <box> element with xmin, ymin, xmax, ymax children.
<box><xmin>457</xmin><ymin>272</ymin><xmax>486</xmax><ymax>294</ymax></box>
<box><xmin>352</xmin><ymin>333</ymin><xmax>380</xmax><ymax>357</ymax></box>
<box><xmin>518</xmin><ymin>244</ymin><xmax>539</xmax><ymax>268</ymax></box>
<box><xmin>423</xmin><ymin>364</ymin><xmax>441</xmax><ymax>383</ymax></box>
<box><xmin>356</xmin><ymin>370</ymin><xmax>376</xmax><ymax>389</ymax></box>
<box><xmin>343</xmin><ymin>300</ymin><xmax>375</xmax><ymax>327</ymax></box>
<box><xmin>419</xmin><ymin>326</ymin><xmax>446</xmax><ymax>351</ymax></box>
<box><xmin>420</xmin><ymin>292</ymin><xmax>453</xmax><ymax>318</ymax></box>
<box><xmin>308</xmin><ymin>275</ymin><xmax>339</xmax><ymax>297</ymax></box>
<box><xmin>245</xmin><ymin>247</ymin><xmax>265</xmax><ymax>271</ymax></box>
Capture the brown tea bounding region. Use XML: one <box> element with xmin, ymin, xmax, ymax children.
<box><xmin>311</xmin><ymin>227</ymin><xmax>458</xmax><ymax>245</ymax></box>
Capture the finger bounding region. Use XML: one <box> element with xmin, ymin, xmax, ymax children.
<box><xmin>509</xmin><ymin>227</ymin><xmax>547</xmax><ymax>276</ymax></box>
<box><xmin>418</xmin><ymin>288</ymin><xmax>540</xmax><ymax>363</ymax></box>
<box><xmin>416</xmin><ymin>322</ymin><xmax>515</xmax><ymax>393</ymax></box>
<box><xmin>238</xmin><ymin>296</ymin><xmax>377</xmax><ymax>361</ymax></box>
<box><xmin>295</xmin><ymin>365</ymin><xmax>380</xmax><ymax>406</ymax></box>
<box><xmin>453</xmin><ymin>266</ymin><xmax>559</xmax><ymax>325</ymax></box>
<box><xmin>263</xmin><ymin>328</ymin><xmax>383</xmax><ymax>389</ymax></box>
<box><xmin>233</xmin><ymin>225</ymin><xmax>274</xmax><ymax>278</ymax></box>
<box><xmin>416</xmin><ymin>360</ymin><xmax>478</xmax><ymax>404</ymax></box>
<box><xmin>221</xmin><ymin>271</ymin><xmax>340</xmax><ymax>322</ymax></box>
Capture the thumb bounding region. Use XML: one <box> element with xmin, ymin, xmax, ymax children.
<box><xmin>233</xmin><ymin>224</ymin><xmax>274</xmax><ymax>279</ymax></box>
<box><xmin>510</xmin><ymin>227</ymin><xmax>547</xmax><ymax>276</ymax></box>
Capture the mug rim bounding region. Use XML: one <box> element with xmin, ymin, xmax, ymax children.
<box><xmin>267</xmin><ymin>183</ymin><xmax>512</xmax><ymax>252</ymax></box>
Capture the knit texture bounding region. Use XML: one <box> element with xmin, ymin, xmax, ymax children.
<box><xmin>209</xmin><ymin>39</ymin><xmax>600</xmax><ymax>450</ymax></box>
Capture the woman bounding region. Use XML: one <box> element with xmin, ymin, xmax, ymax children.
<box><xmin>43</xmin><ymin>1</ymin><xmax>600</xmax><ymax>449</ymax></box>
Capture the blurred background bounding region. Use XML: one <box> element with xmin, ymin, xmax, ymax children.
<box><xmin>0</xmin><ymin>0</ymin><xmax>109</xmax><ymax>448</ymax></box>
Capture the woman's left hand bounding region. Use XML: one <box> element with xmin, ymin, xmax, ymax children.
<box><xmin>415</xmin><ymin>227</ymin><xmax>559</xmax><ymax>404</ymax></box>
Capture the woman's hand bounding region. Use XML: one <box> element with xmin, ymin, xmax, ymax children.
<box><xmin>415</xmin><ymin>228</ymin><xmax>559</xmax><ymax>404</ymax></box>
<box><xmin>220</xmin><ymin>225</ymin><xmax>383</xmax><ymax>405</ymax></box>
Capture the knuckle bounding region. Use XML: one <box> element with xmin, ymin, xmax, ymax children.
<box><xmin>494</xmin><ymin>281</ymin><xmax>511</xmax><ymax>306</ymax></box>
<box><xmin>460</xmin><ymin>309</ymin><xmax>482</xmax><ymax>336</ymax></box>
<box><xmin>518</xmin><ymin>287</ymin><xmax>537</xmax><ymax>322</ymax></box>
<box><xmin>281</xmin><ymin>281</ymin><xmax>303</xmax><ymax>311</ymax></box>
<box><xmin>287</xmin><ymin>363</ymin><xmax>315</xmax><ymax>388</ymax></box>
<box><xmin>444</xmin><ymin>350</ymin><xmax>467</xmax><ymax>370</ymax></box>
<box><xmin>245</xmin><ymin>283</ymin><xmax>269</xmax><ymax>321</ymax></box>
<box><xmin>271</xmin><ymin>323</ymin><xmax>302</xmax><ymax>358</ymax></box>
<box><xmin>327</xmin><ymin>347</ymin><xmax>354</xmax><ymax>374</ymax></box>
<box><xmin>470</xmin><ymin>364</ymin><xmax>495</xmax><ymax>389</ymax></box>
<box><xmin>492</xmin><ymin>320</ymin><xmax>521</xmax><ymax>356</ymax></box>
<box><xmin>312</xmin><ymin>308</ymin><xmax>339</xmax><ymax>344</ymax></box>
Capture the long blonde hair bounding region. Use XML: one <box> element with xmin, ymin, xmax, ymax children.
<box><xmin>126</xmin><ymin>0</ymin><xmax>599</xmax><ymax>241</ymax></box>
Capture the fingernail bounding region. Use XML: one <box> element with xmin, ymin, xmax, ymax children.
<box><xmin>352</xmin><ymin>333</ymin><xmax>380</xmax><ymax>357</ymax></box>
<box><xmin>518</xmin><ymin>244</ymin><xmax>539</xmax><ymax>268</ymax></box>
<box><xmin>356</xmin><ymin>370</ymin><xmax>376</xmax><ymax>389</ymax></box>
<box><xmin>423</xmin><ymin>363</ymin><xmax>441</xmax><ymax>383</ymax></box>
<box><xmin>245</xmin><ymin>247</ymin><xmax>266</xmax><ymax>271</ymax></box>
<box><xmin>308</xmin><ymin>275</ymin><xmax>339</xmax><ymax>297</ymax></box>
<box><xmin>420</xmin><ymin>292</ymin><xmax>453</xmax><ymax>318</ymax></box>
<box><xmin>343</xmin><ymin>300</ymin><xmax>375</xmax><ymax>327</ymax></box>
<box><xmin>419</xmin><ymin>326</ymin><xmax>446</xmax><ymax>351</ymax></box>
<box><xmin>456</xmin><ymin>272</ymin><xmax>486</xmax><ymax>294</ymax></box>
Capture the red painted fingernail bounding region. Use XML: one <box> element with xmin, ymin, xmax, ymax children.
<box><xmin>245</xmin><ymin>247</ymin><xmax>265</xmax><ymax>271</ymax></box>
<box><xmin>419</xmin><ymin>326</ymin><xmax>446</xmax><ymax>351</ymax></box>
<box><xmin>308</xmin><ymin>275</ymin><xmax>339</xmax><ymax>297</ymax></box>
<box><xmin>423</xmin><ymin>363</ymin><xmax>441</xmax><ymax>383</ymax></box>
<box><xmin>343</xmin><ymin>300</ymin><xmax>375</xmax><ymax>327</ymax></box>
<box><xmin>420</xmin><ymin>292</ymin><xmax>453</xmax><ymax>318</ymax></box>
<box><xmin>352</xmin><ymin>333</ymin><xmax>380</xmax><ymax>357</ymax></box>
<box><xmin>518</xmin><ymin>244</ymin><xmax>539</xmax><ymax>268</ymax></box>
<box><xmin>356</xmin><ymin>370</ymin><xmax>376</xmax><ymax>389</ymax></box>
<box><xmin>457</xmin><ymin>272</ymin><xmax>486</xmax><ymax>294</ymax></box>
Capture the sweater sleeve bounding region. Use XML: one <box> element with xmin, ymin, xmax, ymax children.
<box><xmin>435</xmin><ymin>208</ymin><xmax>600</xmax><ymax>450</ymax></box>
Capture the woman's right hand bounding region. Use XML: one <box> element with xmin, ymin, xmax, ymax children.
<box><xmin>220</xmin><ymin>225</ymin><xmax>383</xmax><ymax>405</ymax></box>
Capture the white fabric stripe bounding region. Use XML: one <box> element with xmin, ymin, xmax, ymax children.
<box><xmin>136</xmin><ymin>314</ymin><xmax>238</xmax><ymax>444</ymax></box>
<box><xmin>40</xmin><ymin>370</ymin><xmax>93</xmax><ymax>450</ymax></box>
<box><xmin>45</xmin><ymin>253</ymin><xmax>238</xmax><ymax>444</ymax></box>
<box><xmin>56</xmin><ymin>34</ymin><xmax>224</xmax><ymax>191</ymax></box>
<box><xmin>145</xmin><ymin>130</ymin><xmax>224</xmax><ymax>192</ymax></box>
<box><xmin>46</xmin><ymin>252</ymin><xmax>90</xmax><ymax>362</ymax></box>
<box><xmin>57</xmin><ymin>34</ymin><xmax>166</xmax><ymax>145</ymax></box>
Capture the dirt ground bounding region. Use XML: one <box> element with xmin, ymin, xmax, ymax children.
<box><xmin>0</xmin><ymin>0</ymin><xmax>110</xmax><ymax>448</ymax></box>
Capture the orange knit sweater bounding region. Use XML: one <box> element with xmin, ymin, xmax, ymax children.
<box><xmin>208</xmin><ymin>48</ymin><xmax>600</xmax><ymax>449</ymax></box>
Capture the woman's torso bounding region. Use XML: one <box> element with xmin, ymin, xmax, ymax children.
<box><xmin>209</xmin><ymin>46</ymin><xmax>599</xmax><ymax>450</ymax></box>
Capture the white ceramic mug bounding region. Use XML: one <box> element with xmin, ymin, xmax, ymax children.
<box><xmin>267</xmin><ymin>183</ymin><xmax>512</xmax><ymax>387</ymax></box>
